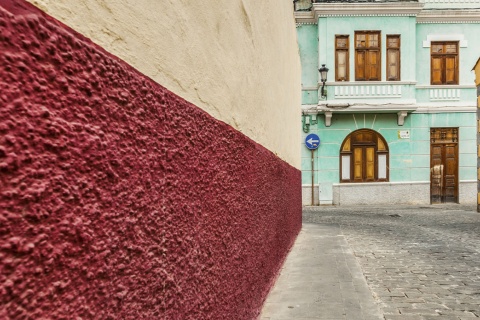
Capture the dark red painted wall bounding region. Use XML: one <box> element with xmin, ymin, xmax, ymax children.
<box><xmin>0</xmin><ymin>1</ymin><xmax>301</xmax><ymax>319</ymax></box>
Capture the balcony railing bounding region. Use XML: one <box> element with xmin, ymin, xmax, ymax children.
<box><xmin>429</xmin><ymin>88</ymin><xmax>461</xmax><ymax>101</ymax></box>
<box><xmin>333</xmin><ymin>84</ymin><xmax>403</xmax><ymax>99</ymax></box>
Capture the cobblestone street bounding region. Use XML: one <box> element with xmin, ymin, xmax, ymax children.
<box><xmin>303</xmin><ymin>204</ymin><xmax>480</xmax><ymax>319</ymax></box>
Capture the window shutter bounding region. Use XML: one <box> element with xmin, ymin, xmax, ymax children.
<box><xmin>431</xmin><ymin>56</ymin><xmax>443</xmax><ymax>85</ymax></box>
<box><xmin>445</xmin><ymin>56</ymin><xmax>456</xmax><ymax>84</ymax></box>
<box><xmin>367</xmin><ymin>51</ymin><xmax>380</xmax><ymax>81</ymax></box>
<box><xmin>356</xmin><ymin>51</ymin><xmax>365</xmax><ymax>80</ymax></box>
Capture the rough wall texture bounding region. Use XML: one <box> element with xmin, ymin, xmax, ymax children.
<box><xmin>26</xmin><ymin>0</ymin><xmax>302</xmax><ymax>169</ymax></box>
<box><xmin>0</xmin><ymin>1</ymin><xmax>302</xmax><ymax>319</ymax></box>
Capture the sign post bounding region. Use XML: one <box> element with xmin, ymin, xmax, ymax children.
<box><xmin>305</xmin><ymin>134</ymin><xmax>320</xmax><ymax>206</ymax></box>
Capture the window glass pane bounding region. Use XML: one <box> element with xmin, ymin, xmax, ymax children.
<box><xmin>337</xmin><ymin>51</ymin><xmax>347</xmax><ymax>80</ymax></box>
<box><xmin>377</xmin><ymin>137</ymin><xmax>386</xmax><ymax>151</ymax></box>
<box><xmin>387</xmin><ymin>50</ymin><xmax>399</xmax><ymax>80</ymax></box>
<box><xmin>356</xmin><ymin>34</ymin><xmax>366</xmax><ymax>48</ymax></box>
<box><xmin>378</xmin><ymin>154</ymin><xmax>387</xmax><ymax>179</ymax></box>
<box><xmin>446</xmin><ymin>44</ymin><xmax>457</xmax><ymax>53</ymax></box>
<box><xmin>368</xmin><ymin>34</ymin><xmax>378</xmax><ymax>47</ymax></box>
<box><xmin>337</xmin><ymin>38</ymin><xmax>347</xmax><ymax>48</ymax></box>
<box><xmin>341</xmin><ymin>155</ymin><xmax>350</xmax><ymax>180</ymax></box>
<box><xmin>387</xmin><ymin>37</ymin><xmax>399</xmax><ymax>48</ymax></box>
<box><xmin>342</xmin><ymin>137</ymin><xmax>351</xmax><ymax>152</ymax></box>
<box><xmin>432</xmin><ymin>44</ymin><xmax>443</xmax><ymax>53</ymax></box>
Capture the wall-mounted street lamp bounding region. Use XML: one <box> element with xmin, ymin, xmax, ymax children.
<box><xmin>319</xmin><ymin>64</ymin><xmax>329</xmax><ymax>99</ymax></box>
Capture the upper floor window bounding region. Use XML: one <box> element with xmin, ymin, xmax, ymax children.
<box><xmin>355</xmin><ymin>31</ymin><xmax>381</xmax><ymax>81</ymax></box>
<box><xmin>340</xmin><ymin>129</ymin><xmax>389</xmax><ymax>183</ymax></box>
<box><xmin>335</xmin><ymin>35</ymin><xmax>349</xmax><ymax>81</ymax></box>
<box><xmin>387</xmin><ymin>35</ymin><xmax>400</xmax><ymax>81</ymax></box>
<box><xmin>431</xmin><ymin>41</ymin><xmax>459</xmax><ymax>85</ymax></box>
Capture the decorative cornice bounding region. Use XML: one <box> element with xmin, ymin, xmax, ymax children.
<box><xmin>294</xmin><ymin>11</ymin><xmax>316</xmax><ymax>24</ymax></box>
<box><xmin>313</xmin><ymin>2</ymin><xmax>424</xmax><ymax>17</ymax></box>
<box><xmin>417</xmin><ymin>9</ymin><xmax>480</xmax><ymax>23</ymax></box>
<box><xmin>294</xmin><ymin>6</ymin><xmax>480</xmax><ymax>24</ymax></box>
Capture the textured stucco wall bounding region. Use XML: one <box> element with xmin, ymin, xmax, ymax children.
<box><xmin>25</xmin><ymin>0</ymin><xmax>302</xmax><ymax>169</ymax></box>
<box><xmin>0</xmin><ymin>2</ymin><xmax>302</xmax><ymax>318</ymax></box>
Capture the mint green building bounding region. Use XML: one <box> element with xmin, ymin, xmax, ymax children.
<box><xmin>295</xmin><ymin>0</ymin><xmax>480</xmax><ymax>205</ymax></box>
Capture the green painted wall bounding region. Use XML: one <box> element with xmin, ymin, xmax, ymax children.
<box><xmin>301</xmin><ymin>112</ymin><xmax>476</xmax><ymax>185</ymax></box>
<box><xmin>416</xmin><ymin>24</ymin><xmax>480</xmax><ymax>89</ymax></box>
<box><xmin>297</xmin><ymin>24</ymin><xmax>318</xmax><ymax>88</ymax></box>
<box><xmin>317</xmin><ymin>16</ymin><xmax>416</xmax><ymax>82</ymax></box>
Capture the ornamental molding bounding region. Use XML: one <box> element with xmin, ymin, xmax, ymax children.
<box><xmin>294</xmin><ymin>11</ymin><xmax>316</xmax><ymax>24</ymax></box>
<box><xmin>294</xmin><ymin>2</ymin><xmax>424</xmax><ymax>23</ymax></box>
<box><xmin>295</xmin><ymin>6</ymin><xmax>480</xmax><ymax>24</ymax></box>
<box><xmin>313</xmin><ymin>2</ymin><xmax>424</xmax><ymax>18</ymax></box>
<box><xmin>417</xmin><ymin>9</ymin><xmax>480</xmax><ymax>23</ymax></box>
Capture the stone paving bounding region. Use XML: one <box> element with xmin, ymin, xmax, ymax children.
<box><xmin>303</xmin><ymin>204</ymin><xmax>480</xmax><ymax>320</ymax></box>
<box><xmin>260</xmin><ymin>223</ymin><xmax>384</xmax><ymax>320</ymax></box>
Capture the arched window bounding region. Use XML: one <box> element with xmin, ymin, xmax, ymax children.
<box><xmin>340</xmin><ymin>129</ymin><xmax>389</xmax><ymax>183</ymax></box>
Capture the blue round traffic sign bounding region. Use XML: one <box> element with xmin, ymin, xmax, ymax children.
<box><xmin>305</xmin><ymin>133</ymin><xmax>320</xmax><ymax>150</ymax></box>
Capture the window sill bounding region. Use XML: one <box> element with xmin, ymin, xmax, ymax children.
<box><xmin>416</xmin><ymin>84</ymin><xmax>476</xmax><ymax>89</ymax></box>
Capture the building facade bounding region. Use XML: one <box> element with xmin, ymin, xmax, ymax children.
<box><xmin>296</xmin><ymin>0</ymin><xmax>480</xmax><ymax>206</ymax></box>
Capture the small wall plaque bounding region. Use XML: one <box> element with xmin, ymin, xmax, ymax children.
<box><xmin>398</xmin><ymin>130</ymin><xmax>410</xmax><ymax>139</ymax></box>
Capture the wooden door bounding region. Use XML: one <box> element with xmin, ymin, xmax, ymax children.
<box><xmin>430</xmin><ymin>128</ymin><xmax>458</xmax><ymax>203</ymax></box>
<box><xmin>353</xmin><ymin>146</ymin><xmax>376</xmax><ymax>182</ymax></box>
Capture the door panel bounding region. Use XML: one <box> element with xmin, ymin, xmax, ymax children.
<box><xmin>353</xmin><ymin>148</ymin><xmax>363</xmax><ymax>181</ymax></box>
<box><xmin>444</xmin><ymin>145</ymin><xmax>458</xmax><ymax>202</ymax></box>
<box><xmin>365</xmin><ymin>147</ymin><xmax>375</xmax><ymax>181</ymax></box>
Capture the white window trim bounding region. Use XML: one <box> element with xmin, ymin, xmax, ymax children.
<box><xmin>423</xmin><ymin>34</ymin><xmax>468</xmax><ymax>48</ymax></box>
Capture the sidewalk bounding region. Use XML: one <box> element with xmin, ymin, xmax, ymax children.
<box><xmin>259</xmin><ymin>223</ymin><xmax>384</xmax><ymax>320</ymax></box>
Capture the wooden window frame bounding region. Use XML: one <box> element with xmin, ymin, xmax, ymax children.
<box><xmin>340</xmin><ymin>129</ymin><xmax>389</xmax><ymax>183</ymax></box>
<box><xmin>430</xmin><ymin>41</ymin><xmax>459</xmax><ymax>85</ymax></box>
<box><xmin>386</xmin><ymin>35</ymin><xmax>401</xmax><ymax>81</ymax></box>
<box><xmin>335</xmin><ymin>35</ymin><xmax>349</xmax><ymax>81</ymax></box>
<box><xmin>355</xmin><ymin>31</ymin><xmax>381</xmax><ymax>81</ymax></box>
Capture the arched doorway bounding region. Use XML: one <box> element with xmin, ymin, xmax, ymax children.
<box><xmin>340</xmin><ymin>129</ymin><xmax>389</xmax><ymax>182</ymax></box>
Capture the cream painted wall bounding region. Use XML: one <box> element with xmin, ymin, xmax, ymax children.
<box><xmin>27</xmin><ymin>0</ymin><xmax>302</xmax><ymax>168</ymax></box>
